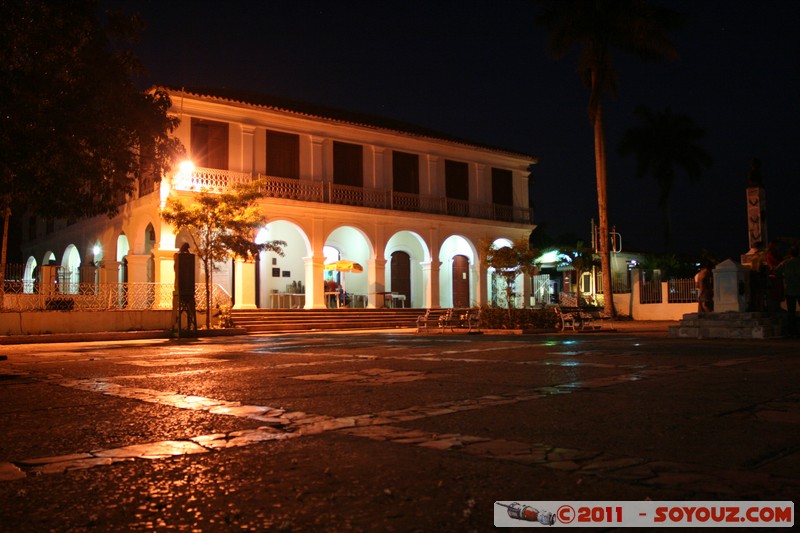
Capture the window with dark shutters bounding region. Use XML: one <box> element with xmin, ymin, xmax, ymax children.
<box><xmin>392</xmin><ymin>150</ymin><xmax>419</xmax><ymax>194</ymax></box>
<box><xmin>190</xmin><ymin>118</ymin><xmax>229</xmax><ymax>170</ymax></box>
<box><xmin>333</xmin><ymin>141</ymin><xmax>363</xmax><ymax>187</ymax></box>
<box><xmin>445</xmin><ymin>159</ymin><xmax>469</xmax><ymax>200</ymax></box>
<box><xmin>266</xmin><ymin>130</ymin><xmax>300</xmax><ymax>179</ymax></box>
<box><xmin>491</xmin><ymin>168</ymin><xmax>513</xmax><ymax>206</ymax></box>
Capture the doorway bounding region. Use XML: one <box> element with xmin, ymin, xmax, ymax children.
<box><xmin>452</xmin><ymin>254</ymin><xmax>470</xmax><ymax>307</ymax></box>
<box><xmin>390</xmin><ymin>251</ymin><xmax>411</xmax><ymax>306</ymax></box>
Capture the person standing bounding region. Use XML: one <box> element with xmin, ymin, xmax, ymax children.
<box><xmin>765</xmin><ymin>242</ymin><xmax>785</xmax><ymax>313</ymax></box>
<box><xmin>695</xmin><ymin>262</ymin><xmax>714</xmax><ymax>313</ymax></box>
<box><xmin>776</xmin><ymin>246</ymin><xmax>800</xmax><ymax>337</ymax></box>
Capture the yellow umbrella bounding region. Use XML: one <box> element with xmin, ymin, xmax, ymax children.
<box><xmin>324</xmin><ymin>260</ymin><xmax>364</xmax><ymax>302</ymax></box>
<box><xmin>324</xmin><ymin>259</ymin><xmax>364</xmax><ymax>273</ymax></box>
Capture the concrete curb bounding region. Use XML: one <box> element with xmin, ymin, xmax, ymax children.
<box><xmin>0</xmin><ymin>328</ymin><xmax>247</xmax><ymax>346</ymax></box>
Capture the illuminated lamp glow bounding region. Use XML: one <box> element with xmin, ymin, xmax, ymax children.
<box><xmin>179</xmin><ymin>159</ymin><xmax>195</xmax><ymax>176</ymax></box>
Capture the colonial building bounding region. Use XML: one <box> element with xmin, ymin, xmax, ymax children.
<box><xmin>20</xmin><ymin>87</ymin><xmax>537</xmax><ymax>311</ymax></box>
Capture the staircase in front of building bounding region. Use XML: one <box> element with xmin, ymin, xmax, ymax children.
<box><xmin>230</xmin><ymin>308</ymin><xmax>431</xmax><ymax>334</ymax></box>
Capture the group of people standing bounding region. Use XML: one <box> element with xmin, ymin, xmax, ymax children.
<box><xmin>697</xmin><ymin>243</ymin><xmax>800</xmax><ymax>338</ymax></box>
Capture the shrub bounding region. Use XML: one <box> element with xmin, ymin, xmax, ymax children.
<box><xmin>479</xmin><ymin>306</ymin><xmax>558</xmax><ymax>330</ymax></box>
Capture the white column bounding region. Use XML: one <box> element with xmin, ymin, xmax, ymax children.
<box><xmin>420</xmin><ymin>260</ymin><xmax>441</xmax><ymax>308</ymax></box>
<box><xmin>304</xmin><ymin>255</ymin><xmax>327</xmax><ymax>309</ymax></box>
<box><xmin>368</xmin><ymin>257</ymin><xmax>386</xmax><ymax>309</ymax></box>
<box><xmin>233</xmin><ymin>258</ymin><xmax>257</xmax><ymax>309</ymax></box>
<box><xmin>153</xmin><ymin>249</ymin><xmax>177</xmax><ymax>309</ymax></box>
<box><xmin>473</xmin><ymin>259</ymin><xmax>488</xmax><ymax>307</ymax></box>
<box><xmin>125</xmin><ymin>254</ymin><xmax>151</xmax><ymax>284</ymax></box>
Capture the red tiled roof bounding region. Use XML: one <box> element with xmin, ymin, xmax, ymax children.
<box><xmin>157</xmin><ymin>85</ymin><xmax>537</xmax><ymax>162</ymax></box>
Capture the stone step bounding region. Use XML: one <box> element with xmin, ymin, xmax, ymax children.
<box><xmin>230</xmin><ymin>308</ymin><xmax>438</xmax><ymax>333</ymax></box>
<box><xmin>669</xmin><ymin>311</ymin><xmax>785</xmax><ymax>339</ymax></box>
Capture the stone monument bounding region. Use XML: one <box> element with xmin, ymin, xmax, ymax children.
<box><xmin>669</xmin><ymin>159</ymin><xmax>783</xmax><ymax>338</ymax></box>
<box><xmin>741</xmin><ymin>158</ymin><xmax>767</xmax><ymax>266</ymax></box>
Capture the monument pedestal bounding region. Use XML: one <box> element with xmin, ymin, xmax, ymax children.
<box><xmin>669</xmin><ymin>311</ymin><xmax>784</xmax><ymax>339</ymax></box>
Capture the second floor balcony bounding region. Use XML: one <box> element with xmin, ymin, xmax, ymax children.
<box><xmin>174</xmin><ymin>167</ymin><xmax>533</xmax><ymax>224</ymax></box>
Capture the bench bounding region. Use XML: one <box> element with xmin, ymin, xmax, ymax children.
<box><xmin>439</xmin><ymin>308</ymin><xmax>482</xmax><ymax>333</ymax></box>
<box><xmin>554</xmin><ymin>307</ymin><xmax>578</xmax><ymax>331</ymax></box>
<box><xmin>416</xmin><ymin>309</ymin><xmax>438</xmax><ymax>333</ymax></box>
<box><xmin>556</xmin><ymin>306</ymin><xmax>613</xmax><ymax>331</ymax></box>
<box><xmin>416</xmin><ymin>308</ymin><xmax>482</xmax><ymax>334</ymax></box>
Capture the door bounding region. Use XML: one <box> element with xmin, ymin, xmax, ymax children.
<box><xmin>390</xmin><ymin>251</ymin><xmax>411</xmax><ymax>307</ymax></box>
<box><xmin>452</xmin><ymin>255</ymin><xmax>470</xmax><ymax>308</ymax></box>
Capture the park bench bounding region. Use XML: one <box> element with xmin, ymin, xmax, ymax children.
<box><xmin>556</xmin><ymin>306</ymin><xmax>613</xmax><ymax>331</ymax></box>
<box><xmin>438</xmin><ymin>308</ymin><xmax>482</xmax><ymax>333</ymax></box>
<box><xmin>416</xmin><ymin>309</ymin><xmax>438</xmax><ymax>333</ymax></box>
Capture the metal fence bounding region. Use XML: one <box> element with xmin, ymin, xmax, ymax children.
<box><xmin>639</xmin><ymin>272</ymin><xmax>663</xmax><ymax>304</ymax></box>
<box><xmin>638</xmin><ymin>273</ymin><xmax>697</xmax><ymax>305</ymax></box>
<box><xmin>667</xmin><ymin>278</ymin><xmax>698</xmax><ymax>303</ymax></box>
<box><xmin>2</xmin><ymin>264</ymin><xmax>232</xmax><ymax>313</ymax></box>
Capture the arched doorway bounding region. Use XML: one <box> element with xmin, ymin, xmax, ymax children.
<box><xmin>61</xmin><ymin>244</ymin><xmax>81</xmax><ymax>294</ymax></box>
<box><xmin>390</xmin><ymin>251</ymin><xmax>411</xmax><ymax>306</ymax></box>
<box><xmin>256</xmin><ymin>220</ymin><xmax>311</xmax><ymax>309</ymax></box>
<box><xmin>452</xmin><ymin>255</ymin><xmax>470</xmax><ymax>308</ymax></box>
<box><xmin>116</xmin><ymin>234</ymin><xmax>129</xmax><ymax>283</ymax></box>
<box><xmin>144</xmin><ymin>223</ymin><xmax>156</xmax><ymax>283</ymax></box>
<box><xmin>23</xmin><ymin>257</ymin><xmax>37</xmax><ymax>294</ymax></box>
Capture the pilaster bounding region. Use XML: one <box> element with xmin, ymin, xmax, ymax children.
<box><xmin>304</xmin><ymin>255</ymin><xmax>327</xmax><ymax>309</ymax></box>
<box><xmin>233</xmin><ymin>258</ymin><xmax>257</xmax><ymax>309</ymax></box>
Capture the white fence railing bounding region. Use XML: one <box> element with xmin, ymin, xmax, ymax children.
<box><xmin>1</xmin><ymin>282</ymin><xmax>231</xmax><ymax>313</ymax></box>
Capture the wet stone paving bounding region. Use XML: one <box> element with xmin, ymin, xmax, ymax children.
<box><xmin>1</xmin><ymin>330</ymin><xmax>798</xmax><ymax>530</ymax></box>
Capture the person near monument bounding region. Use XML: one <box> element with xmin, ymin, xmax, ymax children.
<box><xmin>765</xmin><ymin>241</ymin><xmax>785</xmax><ymax>313</ymax></box>
<box><xmin>776</xmin><ymin>246</ymin><xmax>800</xmax><ymax>338</ymax></box>
<box><xmin>695</xmin><ymin>262</ymin><xmax>714</xmax><ymax>313</ymax></box>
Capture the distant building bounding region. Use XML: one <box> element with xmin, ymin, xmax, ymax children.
<box><xmin>20</xmin><ymin>87</ymin><xmax>537</xmax><ymax>310</ymax></box>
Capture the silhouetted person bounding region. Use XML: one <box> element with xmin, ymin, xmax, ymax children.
<box><xmin>695</xmin><ymin>263</ymin><xmax>714</xmax><ymax>313</ymax></box>
<box><xmin>776</xmin><ymin>246</ymin><xmax>800</xmax><ymax>337</ymax></box>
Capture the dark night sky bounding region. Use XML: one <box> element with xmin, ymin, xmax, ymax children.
<box><xmin>112</xmin><ymin>0</ymin><xmax>800</xmax><ymax>260</ymax></box>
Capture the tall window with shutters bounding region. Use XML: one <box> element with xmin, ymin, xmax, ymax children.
<box><xmin>266</xmin><ymin>130</ymin><xmax>300</xmax><ymax>179</ymax></box>
<box><xmin>392</xmin><ymin>150</ymin><xmax>419</xmax><ymax>194</ymax></box>
<box><xmin>333</xmin><ymin>141</ymin><xmax>363</xmax><ymax>187</ymax></box>
<box><xmin>190</xmin><ymin>118</ymin><xmax>229</xmax><ymax>170</ymax></box>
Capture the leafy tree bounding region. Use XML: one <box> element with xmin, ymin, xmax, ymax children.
<box><xmin>161</xmin><ymin>178</ymin><xmax>286</xmax><ymax>328</ymax></box>
<box><xmin>480</xmin><ymin>239</ymin><xmax>540</xmax><ymax>316</ymax></box>
<box><xmin>619</xmin><ymin>106</ymin><xmax>712</xmax><ymax>250</ymax></box>
<box><xmin>534</xmin><ymin>0</ymin><xmax>683</xmax><ymax>316</ymax></box>
<box><xmin>0</xmin><ymin>0</ymin><xmax>181</xmax><ymax>301</ymax></box>
<box><xmin>559</xmin><ymin>241</ymin><xmax>600</xmax><ymax>305</ymax></box>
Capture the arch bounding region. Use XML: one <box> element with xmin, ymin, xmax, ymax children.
<box><xmin>116</xmin><ymin>234</ymin><xmax>130</xmax><ymax>284</ymax></box>
<box><xmin>256</xmin><ymin>220</ymin><xmax>311</xmax><ymax>308</ymax></box>
<box><xmin>438</xmin><ymin>235</ymin><xmax>477</xmax><ymax>308</ymax></box>
<box><xmin>144</xmin><ymin>223</ymin><xmax>157</xmax><ymax>283</ymax></box>
<box><xmin>23</xmin><ymin>256</ymin><xmax>37</xmax><ymax>294</ymax></box>
<box><xmin>385</xmin><ymin>230</ymin><xmax>430</xmax><ymax>308</ymax></box>
<box><xmin>61</xmin><ymin>244</ymin><xmax>81</xmax><ymax>294</ymax></box>
<box><xmin>324</xmin><ymin>225</ymin><xmax>373</xmax><ymax>307</ymax></box>
<box><xmin>486</xmin><ymin>237</ymin><xmax>518</xmax><ymax>308</ymax></box>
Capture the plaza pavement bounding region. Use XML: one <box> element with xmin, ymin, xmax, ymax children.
<box><xmin>0</xmin><ymin>321</ymin><xmax>797</xmax><ymax>530</ymax></box>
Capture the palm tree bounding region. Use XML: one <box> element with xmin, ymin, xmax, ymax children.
<box><xmin>559</xmin><ymin>241</ymin><xmax>600</xmax><ymax>306</ymax></box>
<box><xmin>619</xmin><ymin>106</ymin><xmax>712</xmax><ymax>250</ymax></box>
<box><xmin>534</xmin><ymin>0</ymin><xmax>683</xmax><ymax>316</ymax></box>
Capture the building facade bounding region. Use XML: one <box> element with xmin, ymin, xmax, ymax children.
<box><xmin>20</xmin><ymin>87</ymin><xmax>537</xmax><ymax>310</ymax></box>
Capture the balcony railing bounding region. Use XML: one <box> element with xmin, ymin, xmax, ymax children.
<box><xmin>173</xmin><ymin>167</ymin><xmax>533</xmax><ymax>224</ymax></box>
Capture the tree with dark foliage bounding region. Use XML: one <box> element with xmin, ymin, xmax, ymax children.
<box><xmin>0</xmin><ymin>0</ymin><xmax>182</xmax><ymax>301</ymax></box>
